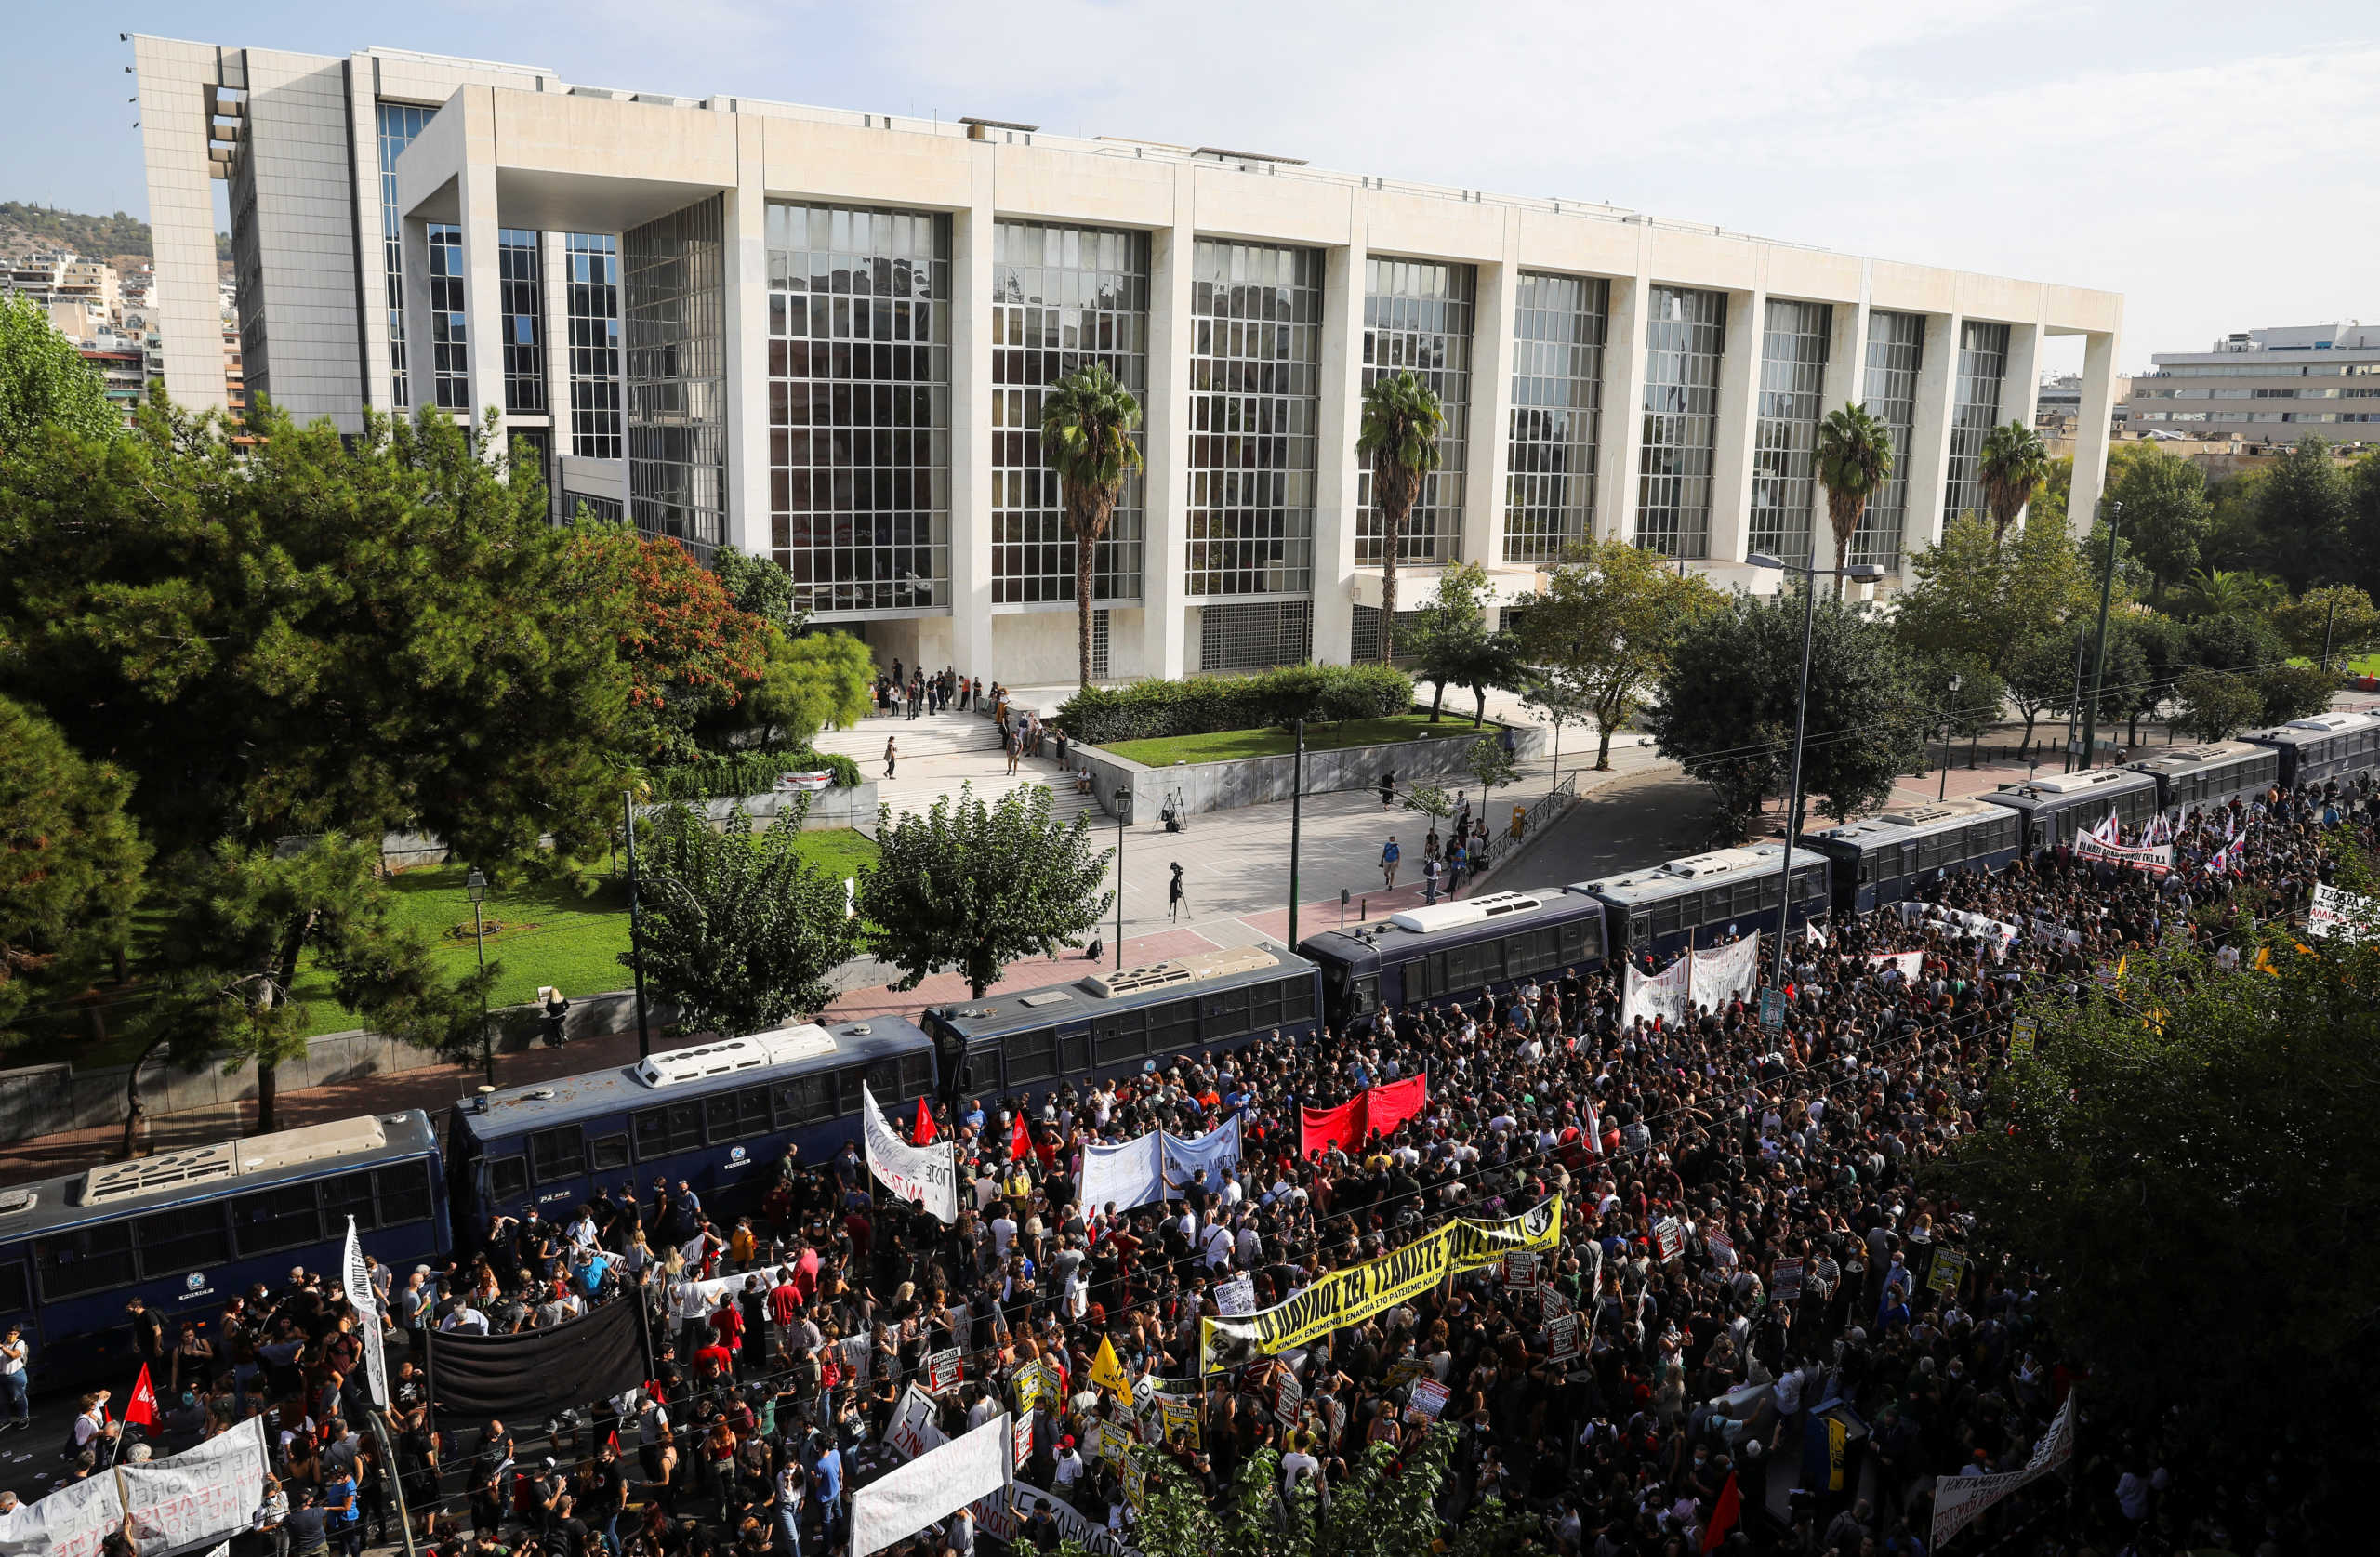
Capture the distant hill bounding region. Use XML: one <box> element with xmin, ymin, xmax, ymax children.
<box><xmin>0</xmin><ymin>202</ymin><xmax>231</xmax><ymax>264</ymax></box>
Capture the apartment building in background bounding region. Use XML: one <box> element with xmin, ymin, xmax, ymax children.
<box><xmin>134</xmin><ymin>35</ymin><xmax>2123</xmax><ymax>683</ymax></box>
<box><xmin>2130</xmin><ymin>323</ymin><xmax>2380</xmax><ymax>447</ymax></box>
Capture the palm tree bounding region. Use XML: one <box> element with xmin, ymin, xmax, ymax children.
<box><xmin>1978</xmin><ymin>420</ymin><xmax>2051</xmax><ymax>548</ymax></box>
<box><xmin>1815</xmin><ymin>402</ymin><xmax>1896</xmax><ymax>599</ymax></box>
<box><xmin>2178</xmin><ymin>566</ymin><xmax>2287</xmax><ymax>620</ymax></box>
<box><xmin>1355</xmin><ymin>370</ymin><xmax>1446</xmax><ymax>663</ymax></box>
<box><xmin>1038</xmin><ymin>364</ymin><xmax>1144</xmax><ymax>690</ymax></box>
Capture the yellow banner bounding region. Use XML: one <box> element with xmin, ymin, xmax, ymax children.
<box><xmin>1199</xmin><ymin>1199</ymin><xmax>1561</xmax><ymax>1371</ymax></box>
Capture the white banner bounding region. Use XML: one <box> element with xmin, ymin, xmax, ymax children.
<box><xmin>1930</xmin><ymin>1392</ymin><xmax>2075</xmax><ymax>1549</ymax></box>
<box><xmin>886</xmin><ymin>1383</ymin><xmax>947</xmax><ymax>1461</ymax></box>
<box><xmin>1688</xmin><ymin>933</ymin><xmax>1762</xmax><ymax>1008</ymax></box>
<box><xmin>123</xmin><ymin>1417</ymin><xmax>271</xmax><ymax>1557</ymax></box>
<box><xmin>863</xmin><ymin>1081</ymin><xmax>958</xmax><ymax>1224</ymax></box>
<box><xmin>2074</xmin><ymin>831</ymin><xmax>2173</xmax><ymax>876</ymax></box>
<box><xmin>853</xmin><ymin>1412</ymin><xmax>1013</xmax><ymax>1557</ymax></box>
<box><xmin>1078</xmin><ymin>1115</ymin><xmax>1244</xmax><ymax>1213</ymax></box>
<box><xmin>1868</xmin><ymin>950</ymin><xmax>1923</xmax><ymax>982</ymax></box>
<box><xmin>1010</xmin><ymin>1484</ymin><xmax>1135</xmax><ymax>1557</ymax></box>
<box><xmin>342</xmin><ymin>1218</ymin><xmax>389</xmax><ymax>1407</ymax></box>
<box><xmin>2308</xmin><ymin>883</ymin><xmax>2373</xmax><ymax>942</ymax></box>
<box><xmin>1621</xmin><ymin>954</ymin><xmax>1691</xmax><ymax>1027</ymax></box>
<box><xmin>0</xmin><ymin>1418</ymin><xmax>270</xmax><ymax>1557</ymax></box>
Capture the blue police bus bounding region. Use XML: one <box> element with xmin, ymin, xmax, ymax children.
<box><xmin>2126</xmin><ymin>740</ymin><xmax>2280</xmax><ymax>817</ymax></box>
<box><xmin>2241</xmin><ymin>710</ymin><xmax>2380</xmax><ymax>789</ymax></box>
<box><xmin>1297</xmin><ymin>890</ymin><xmax>1607</xmax><ymax>1034</ymax></box>
<box><xmin>1574</xmin><ymin>843</ymin><xmax>1831</xmax><ymax>961</ymax></box>
<box><xmin>1977</xmin><ymin>766</ymin><xmax>2161</xmax><ymax>854</ymax></box>
<box><xmin>443</xmin><ymin>1019</ymin><xmax>938</xmax><ymax>1242</ymax></box>
<box><xmin>1801</xmin><ymin>798</ymin><xmax>2025</xmax><ymax>917</ymax></box>
<box><xmin>921</xmin><ymin>945</ymin><xmax>1321</xmax><ymax>1098</ymax></box>
<box><xmin>0</xmin><ymin>1111</ymin><xmax>446</xmax><ymax>1388</ymax></box>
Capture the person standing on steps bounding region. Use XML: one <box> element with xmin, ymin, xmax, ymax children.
<box><xmin>1380</xmin><ymin>835</ymin><xmax>1400</xmax><ymax>888</ymax></box>
<box><xmin>884</xmin><ymin>736</ymin><xmax>898</xmax><ymax>780</ymax></box>
<box><xmin>1169</xmin><ymin>863</ymin><xmax>1187</xmax><ymax>922</ymax></box>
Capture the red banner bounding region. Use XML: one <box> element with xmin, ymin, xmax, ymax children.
<box><xmin>1300</xmin><ymin>1075</ymin><xmax>1428</xmax><ymax>1157</ymax></box>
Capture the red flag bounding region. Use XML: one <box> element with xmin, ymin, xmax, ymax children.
<box><xmin>125</xmin><ymin>1363</ymin><xmax>160</xmax><ymax>1430</ymax></box>
<box><xmin>912</xmin><ymin>1097</ymin><xmax>938</xmax><ymax>1146</ymax></box>
<box><xmin>1010</xmin><ymin>1110</ymin><xmax>1030</xmax><ymax>1162</ymax></box>
<box><xmin>1701</xmin><ymin>1471</ymin><xmax>1740</xmax><ymax>1551</ymax></box>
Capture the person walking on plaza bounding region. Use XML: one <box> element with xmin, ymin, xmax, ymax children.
<box><xmin>1421</xmin><ymin>854</ymin><xmax>1440</xmax><ymax>905</ymax></box>
<box><xmin>883</xmin><ymin>736</ymin><xmax>897</xmax><ymax>780</ymax></box>
<box><xmin>1448</xmin><ymin>838</ymin><xmax>1468</xmax><ymax>894</ymax></box>
<box><xmin>1381</xmin><ymin>835</ymin><xmax>1400</xmax><ymax>888</ymax></box>
<box><xmin>0</xmin><ymin>1322</ymin><xmax>26</xmax><ymax>1430</ymax></box>
<box><xmin>1004</xmin><ymin>725</ymin><xmax>1021</xmax><ymax>777</ymax></box>
<box><xmin>1378</xmin><ymin>770</ymin><xmax>1395</xmax><ymax>809</ymax></box>
<box><xmin>1169</xmin><ymin>863</ymin><xmax>1188</xmax><ymax>922</ymax></box>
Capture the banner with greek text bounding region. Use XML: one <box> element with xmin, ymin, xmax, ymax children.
<box><xmin>0</xmin><ymin>1417</ymin><xmax>270</xmax><ymax>1557</ymax></box>
<box><xmin>1689</xmin><ymin>933</ymin><xmax>1761</xmax><ymax>1008</ymax></box>
<box><xmin>1622</xmin><ymin>954</ymin><xmax>1691</xmax><ymax>1028</ymax></box>
<box><xmin>863</xmin><ymin>1081</ymin><xmax>958</xmax><ymax>1224</ymax></box>
<box><xmin>1929</xmin><ymin>1392</ymin><xmax>2075</xmax><ymax>1550</ymax></box>
<box><xmin>1200</xmin><ymin>1199</ymin><xmax>1561</xmax><ymax>1371</ymax></box>
<box><xmin>343</xmin><ymin>1218</ymin><xmax>389</xmax><ymax>1407</ymax></box>
<box><xmin>853</xmin><ymin>1412</ymin><xmax>1012</xmax><ymax>1557</ymax></box>
<box><xmin>2074</xmin><ymin>831</ymin><xmax>2172</xmax><ymax>876</ymax></box>
<box><xmin>1009</xmin><ymin>1484</ymin><xmax>1135</xmax><ymax>1557</ymax></box>
<box><xmin>1076</xmin><ymin>1115</ymin><xmax>1243</xmax><ymax>1215</ymax></box>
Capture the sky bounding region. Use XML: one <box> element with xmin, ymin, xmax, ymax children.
<box><xmin>12</xmin><ymin>0</ymin><xmax>2377</xmax><ymax>376</ymax></box>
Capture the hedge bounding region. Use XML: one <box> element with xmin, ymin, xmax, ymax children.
<box><xmin>1056</xmin><ymin>664</ymin><xmax>1414</xmax><ymax>745</ymax></box>
<box><xmin>640</xmin><ymin>746</ymin><xmax>863</xmax><ymax>802</ymax></box>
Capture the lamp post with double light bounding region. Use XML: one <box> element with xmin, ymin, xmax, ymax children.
<box><xmin>465</xmin><ymin>867</ymin><xmax>494</xmax><ymax>1085</ymax></box>
<box><xmin>1745</xmin><ymin>552</ymin><xmax>1886</xmax><ymax>992</ymax></box>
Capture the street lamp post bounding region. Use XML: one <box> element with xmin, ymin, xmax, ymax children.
<box><xmin>1288</xmin><ymin>719</ymin><xmax>1305</xmax><ymax>954</ymax></box>
<box><xmin>1940</xmin><ymin>672</ymin><xmax>1963</xmax><ymax>800</ymax></box>
<box><xmin>465</xmin><ymin>867</ymin><xmax>493</xmax><ymax>1085</ymax></box>
<box><xmin>1748</xmin><ymin>553</ymin><xmax>1885</xmax><ymax>992</ymax></box>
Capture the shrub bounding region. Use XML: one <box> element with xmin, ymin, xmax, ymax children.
<box><xmin>639</xmin><ymin>747</ymin><xmax>863</xmax><ymax>802</ymax></box>
<box><xmin>1055</xmin><ymin>664</ymin><xmax>1413</xmax><ymax>745</ymax></box>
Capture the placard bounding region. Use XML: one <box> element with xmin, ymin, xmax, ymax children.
<box><xmin>1214</xmin><ymin>1273</ymin><xmax>1257</xmax><ymax>1317</ymax></box>
<box><xmin>1926</xmin><ymin>1247</ymin><xmax>1968</xmax><ymax>1298</ymax></box>
<box><xmin>1157</xmin><ymin>1394</ymin><xmax>1200</xmax><ymax>1450</ymax></box>
<box><xmin>1501</xmin><ymin>1251</ymin><xmax>1540</xmax><ymax>1289</ymax></box>
<box><xmin>1013</xmin><ymin>1408</ymin><xmax>1036</xmax><ymax>1471</ymax></box>
<box><xmin>1770</xmin><ymin>1258</ymin><xmax>1804</xmax><ymax>1302</ymax></box>
<box><xmin>1705</xmin><ymin>1231</ymin><xmax>1734</xmax><ymax>1268</ymax></box>
<box><xmin>1546</xmin><ymin>1313</ymin><xmax>1580</xmax><ymax>1362</ymax></box>
<box><xmin>2007</xmin><ymin>1015</ymin><xmax>2037</xmax><ymax>1060</ymax></box>
<box><xmin>1652</xmin><ymin>1218</ymin><xmax>1683</xmax><ymax>1264</ymax></box>
<box><xmin>1406</xmin><ymin>1379</ymin><xmax>1450</xmax><ymax>1422</ymax></box>
<box><xmin>928</xmin><ymin>1348</ymin><xmax>964</xmax><ymax>1394</ymax></box>
<box><xmin>1274</xmin><ymin>1368</ymin><xmax>1302</xmax><ymax>1430</ymax></box>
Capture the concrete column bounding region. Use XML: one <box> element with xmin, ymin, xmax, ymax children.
<box><xmin>2003</xmin><ymin>319</ymin><xmax>2044</xmax><ymax>430</ymax></box>
<box><xmin>455</xmin><ymin>89</ymin><xmax>506</xmax><ymax>427</ymax></box>
<box><xmin>1595</xmin><ymin>244</ymin><xmax>1652</xmax><ymax>544</ymax></box>
<box><xmin>947</xmin><ymin>146</ymin><xmax>997</xmax><ymax>680</ymax></box>
<box><xmin>349</xmin><ymin>55</ymin><xmax>394</xmax><ymax>416</ymax></box>
<box><xmin>1311</xmin><ymin>204</ymin><xmax>1368</xmax><ymax>665</ymax></box>
<box><xmin>1903</xmin><ymin>311</ymin><xmax>1962</xmax><ymax>551</ymax></box>
<box><xmin>133</xmin><ymin>36</ymin><xmax>229</xmax><ymax>416</ymax></box>
<box><xmin>722</xmin><ymin>115</ymin><xmax>771</xmax><ymax>557</ymax></box>
<box><xmin>536</xmin><ymin>231</ymin><xmax>573</xmax><ymax>524</ymax></box>
<box><xmin>1141</xmin><ymin>165</ymin><xmax>1196</xmax><ymax>679</ymax></box>
<box><xmin>2069</xmin><ymin>327</ymin><xmax>2123</xmax><ymax>537</ymax></box>
<box><xmin>1462</xmin><ymin>215</ymin><xmax>1522</xmax><ymax>569</ymax></box>
<box><xmin>400</xmin><ymin>213</ymin><xmax>435</xmax><ymax>416</ymax></box>
<box><xmin>1706</xmin><ymin>286</ymin><xmax>1766</xmax><ymax>564</ymax></box>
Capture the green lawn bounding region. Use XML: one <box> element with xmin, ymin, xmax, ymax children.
<box><xmin>1103</xmin><ymin>713</ymin><xmax>1498</xmax><ymax>766</ymax></box>
<box><xmin>285</xmin><ymin>830</ymin><xmax>878</xmax><ymax>1038</ymax></box>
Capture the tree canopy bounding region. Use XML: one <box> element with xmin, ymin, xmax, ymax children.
<box><xmin>1407</xmin><ymin>561</ymin><xmax>1523</xmax><ymax>725</ymax></box>
<box><xmin>0</xmin><ymin>294</ymin><xmax>120</xmax><ymax>446</ymax></box>
<box><xmin>0</xmin><ymin>693</ymin><xmax>147</xmax><ymax>1041</ymax></box>
<box><xmin>1894</xmin><ymin>510</ymin><xmax>2085</xmax><ymax>676</ymax></box>
<box><xmin>2104</xmin><ymin>442</ymin><xmax>2212</xmax><ymax>602</ymax></box>
<box><xmin>1510</xmin><ymin>538</ymin><xmax>1722</xmax><ymax>769</ymax></box>
<box><xmin>2253</xmin><ymin>438</ymin><xmax>2350</xmax><ymax>592</ymax></box>
<box><xmin>627</xmin><ymin>801</ymin><xmax>860</xmax><ymax>1036</ymax></box>
<box><xmin>857</xmin><ymin>784</ymin><xmax>1113</xmax><ymax>998</ymax></box>
<box><xmin>1646</xmin><ymin>587</ymin><xmax>1925</xmax><ymax>836</ymax></box>
<box><xmin>1815</xmin><ymin>400</ymin><xmax>1895</xmax><ymax>587</ymax></box>
<box><xmin>1937</xmin><ymin>880</ymin><xmax>2380</xmax><ymax>1453</ymax></box>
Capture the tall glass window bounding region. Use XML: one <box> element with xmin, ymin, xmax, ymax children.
<box><xmin>427</xmin><ymin>225</ymin><xmax>469</xmax><ymax>412</ymax></box>
<box><xmin>1855</xmin><ymin>311</ymin><xmax>1924</xmax><ymax>570</ymax></box>
<box><xmin>624</xmin><ymin>195</ymin><xmax>727</xmax><ymax>556</ymax></box>
<box><xmin>1187</xmin><ymin>239</ymin><xmax>1320</xmax><ymax>598</ymax></box>
<box><xmin>498</xmin><ymin>229</ymin><xmax>544</xmax><ymax>415</ymax></box>
<box><xmin>1944</xmin><ymin>320</ymin><xmax>2011</xmax><ymax>521</ymax></box>
<box><xmin>1747</xmin><ymin>298</ymin><xmax>1831</xmax><ymax>567</ymax></box>
<box><xmin>375</xmin><ymin>103</ymin><xmax>434</xmax><ymax>411</ymax></box>
<box><xmin>1636</xmin><ymin>285</ymin><xmax>1726</xmax><ymax>559</ymax></box>
<box><xmin>1505</xmin><ymin>272</ymin><xmax>1607</xmax><ymax>564</ymax></box>
<box><xmin>1359</xmin><ymin>257</ymin><xmax>1474</xmax><ymax>567</ymax></box>
<box><xmin>565</xmin><ymin>234</ymin><xmax>622</xmax><ymax>461</ymax></box>
<box><xmin>767</xmin><ymin>202</ymin><xmax>950</xmax><ymax>614</ymax></box>
<box><xmin>991</xmin><ymin>222</ymin><xmax>1148</xmax><ymax>606</ymax></box>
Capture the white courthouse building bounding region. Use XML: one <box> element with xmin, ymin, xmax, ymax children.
<box><xmin>135</xmin><ymin>36</ymin><xmax>2122</xmax><ymax>684</ymax></box>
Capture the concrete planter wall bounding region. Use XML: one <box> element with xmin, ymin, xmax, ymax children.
<box><xmin>0</xmin><ymin>988</ymin><xmax>672</xmax><ymax>1142</ymax></box>
<box><xmin>1072</xmin><ymin>719</ymin><xmax>1546</xmax><ymax>821</ymax></box>
<box><xmin>383</xmin><ymin>782</ymin><xmax>882</xmax><ymax>865</ymax></box>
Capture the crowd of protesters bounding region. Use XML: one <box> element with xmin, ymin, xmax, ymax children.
<box><xmin>14</xmin><ymin>775</ymin><xmax>2368</xmax><ymax>1557</ymax></box>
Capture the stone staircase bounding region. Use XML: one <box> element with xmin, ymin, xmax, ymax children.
<box><xmin>811</xmin><ymin>708</ymin><xmax>1104</xmax><ymax>830</ymax></box>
